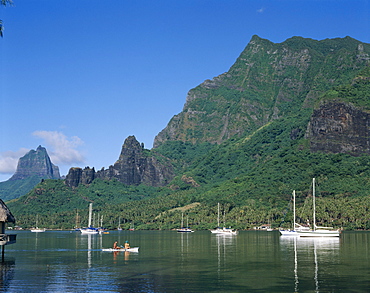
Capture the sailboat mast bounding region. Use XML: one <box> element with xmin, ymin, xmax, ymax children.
<box><xmin>312</xmin><ymin>178</ymin><xmax>316</xmax><ymax>231</ymax></box>
<box><xmin>75</xmin><ymin>210</ymin><xmax>79</xmax><ymax>228</ymax></box>
<box><xmin>293</xmin><ymin>190</ymin><xmax>296</xmax><ymax>230</ymax></box>
<box><xmin>88</xmin><ymin>203</ymin><xmax>93</xmax><ymax>227</ymax></box>
<box><xmin>217</xmin><ymin>203</ymin><xmax>220</xmax><ymax>227</ymax></box>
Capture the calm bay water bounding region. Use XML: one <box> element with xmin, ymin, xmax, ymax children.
<box><xmin>0</xmin><ymin>230</ymin><xmax>369</xmax><ymax>292</ymax></box>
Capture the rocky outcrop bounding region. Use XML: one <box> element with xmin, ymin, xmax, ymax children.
<box><xmin>64</xmin><ymin>166</ymin><xmax>95</xmax><ymax>188</ymax></box>
<box><xmin>306</xmin><ymin>101</ymin><xmax>370</xmax><ymax>155</ymax></box>
<box><xmin>9</xmin><ymin>145</ymin><xmax>60</xmax><ymax>181</ymax></box>
<box><xmin>65</xmin><ymin>136</ymin><xmax>174</xmax><ymax>188</ymax></box>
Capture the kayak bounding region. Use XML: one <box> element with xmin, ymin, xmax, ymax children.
<box><xmin>101</xmin><ymin>247</ymin><xmax>139</xmax><ymax>253</ymax></box>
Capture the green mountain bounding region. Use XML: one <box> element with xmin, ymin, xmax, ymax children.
<box><xmin>0</xmin><ymin>146</ymin><xmax>60</xmax><ymax>201</ymax></box>
<box><xmin>6</xmin><ymin>36</ymin><xmax>370</xmax><ymax>231</ymax></box>
<box><xmin>154</xmin><ymin>35</ymin><xmax>370</xmax><ymax>147</ymax></box>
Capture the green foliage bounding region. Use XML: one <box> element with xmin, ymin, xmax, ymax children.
<box><xmin>7</xmin><ymin>111</ymin><xmax>370</xmax><ymax>231</ymax></box>
<box><xmin>154</xmin><ymin>141</ymin><xmax>214</xmax><ymax>172</ymax></box>
<box><xmin>7</xmin><ymin>179</ymin><xmax>159</xmax><ymax>229</ymax></box>
<box><xmin>6</xmin><ymin>37</ymin><xmax>370</xmax><ymax>231</ymax></box>
<box><xmin>321</xmin><ymin>66</ymin><xmax>370</xmax><ymax>109</ymax></box>
<box><xmin>161</xmin><ymin>36</ymin><xmax>370</xmax><ymax>148</ymax></box>
<box><xmin>0</xmin><ymin>176</ymin><xmax>44</xmax><ymax>201</ymax></box>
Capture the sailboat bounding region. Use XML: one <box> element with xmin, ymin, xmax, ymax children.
<box><xmin>80</xmin><ymin>203</ymin><xmax>99</xmax><ymax>234</ymax></box>
<box><xmin>177</xmin><ymin>213</ymin><xmax>194</xmax><ymax>232</ymax></box>
<box><xmin>210</xmin><ymin>203</ymin><xmax>238</xmax><ymax>235</ymax></box>
<box><xmin>279</xmin><ymin>190</ymin><xmax>310</xmax><ymax>236</ymax></box>
<box><xmin>30</xmin><ymin>215</ymin><xmax>46</xmax><ymax>232</ymax></box>
<box><xmin>298</xmin><ymin>178</ymin><xmax>340</xmax><ymax>237</ymax></box>
<box><xmin>98</xmin><ymin>215</ymin><xmax>109</xmax><ymax>234</ymax></box>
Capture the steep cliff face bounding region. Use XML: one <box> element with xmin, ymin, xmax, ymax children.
<box><xmin>306</xmin><ymin>66</ymin><xmax>370</xmax><ymax>155</ymax></box>
<box><xmin>9</xmin><ymin>145</ymin><xmax>60</xmax><ymax>181</ymax></box>
<box><xmin>154</xmin><ymin>36</ymin><xmax>370</xmax><ymax>148</ymax></box>
<box><xmin>307</xmin><ymin>102</ymin><xmax>370</xmax><ymax>155</ymax></box>
<box><xmin>64</xmin><ymin>167</ymin><xmax>95</xmax><ymax>188</ymax></box>
<box><xmin>65</xmin><ymin>136</ymin><xmax>174</xmax><ymax>188</ymax></box>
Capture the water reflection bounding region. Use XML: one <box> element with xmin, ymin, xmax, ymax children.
<box><xmin>88</xmin><ymin>234</ymin><xmax>92</xmax><ymax>267</ymax></box>
<box><xmin>211</xmin><ymin>234</ymin><xmax>237</xmax><ymax>278</ymax></box>
<box><xmin>179</xmin><ymin>231</ymin><xmax>190</xmax><ymax>254</ymax></box>
<box><xmin>0</xmin><ymin>260</ymin><xmax>15</xmax><ymax>290</ymax></box>
<box><xmin>3</xmin><ymin>230</ymin><xmax>369</xmax><ymax>292</ymax></box>
<box><xmin>280</xmin><ymin>237</ymin><xmax>340</xmax><ymax>292</ymax></box>
<box><xmin>294</xmin><ymin>238</ymin><xmax>298</xmax><ymax>292</ymax></box>
<box><xmin>78</xmin><ymin>233</ymin><xmax>97</xmax><ymax>267</ymax></box>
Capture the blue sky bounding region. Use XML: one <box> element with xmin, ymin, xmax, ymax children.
<box><xmin>0</xmin><ymin>0</ymin><xmax>369</xmax><ymax>181</ymax></box>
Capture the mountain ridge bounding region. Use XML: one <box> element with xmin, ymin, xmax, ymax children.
<box><xmin>64</xmin><ymin>136</ymin><xmax>175</xmax><ymax>188</ymax></box>
<box><xmin>8</xmin><ymin>145</ymin><xmax>60</xmax><ymax>181</ymax></box>
<box><xmin>5</xmin><ymin>35</ymin><xmax>370</xmax><ymax>230</ymax></box>
<box><xmin>154</xmin><ymin>35</ymin><xmax>370</xmax><ymax>148</ymax></box>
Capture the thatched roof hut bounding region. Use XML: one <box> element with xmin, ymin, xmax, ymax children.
<box><xmin>0</xmin><ymin>199</ymin><xmax>15</xmax><ymax>223</ymax></box>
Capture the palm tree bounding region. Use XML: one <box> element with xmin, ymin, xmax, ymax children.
<box><xmin>1</xmin><ymin>0</ymin><xmax>13</xmax><ymax>37</ymax></box>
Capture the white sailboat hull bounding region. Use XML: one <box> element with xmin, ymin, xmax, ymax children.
<box><xmin>279</xmin><ymin>226</ymin><xmax>311</xmax><ymax>236</ymax></box>
<box><xmin>298</xmin><ymin>230</ymin><xmax>340</xmax><ymax>237</ymax></box>
<box><xmin>210</xmin><ymin>228</ymin><xmax>238</xmax><ymax>235</ymax></box>
<box><xmin>80</xmin><ymin>228</ymin><xmax>99</xmax><ymax>235</ymax></box>
<box><xmin>177</xmin><ymin>228</ymin><xmax>194</xmax><ymax>233</ymax></box>
<box><xmin>279</xmin><ymin>230</ymin><xmax>300</xmax><ymax>236</ymax></box>
<box><xmin>30</xmin><ymin>228</ymin><xmax>46</xmax><ymax>233</ymax></box>
<box><xmin>280</xmin><ymin>229</ymin><xmax>340</xmax><ymax>237</ymax></box>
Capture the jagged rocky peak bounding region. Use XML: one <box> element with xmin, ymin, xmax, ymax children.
<box><xmin>65</xmin><ymin>136</ymin><xmax>175</xmax><ymax>188</ymax></box>
<box><xmin>118</xmin><ymin>135</ymin><xmax>145</xmax><ymax>162</ymax></box>
<box><xmin>98</xmin><ymin>135</ymin><xmax>174</xmax><ymax>186</ymax></box>
<box><xmin>65</xmin><ymin>167</ymin><xmax>82</xmax><ymax>188</ymax></box>
<box><xmin>9</xmin><ymin>145</ymin><xmax>60</xmax><ymax>181</ymax></box>
<box><xmin>65</xmin><ymin>167</ymin><xmax>95</xmax><ymax>188</ymax></box>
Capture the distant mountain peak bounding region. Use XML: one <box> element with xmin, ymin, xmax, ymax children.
<box><xmin>9</xmin><ymin>145</ymin><xmax>60</xmax><ymax>181</ymax></box>
<box><xmin>65</xmin><ymin>136</ymin><xmax>174</xmax><ymax>188</ymax></box>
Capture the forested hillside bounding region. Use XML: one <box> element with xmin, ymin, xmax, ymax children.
<box><xmin>154</xmin><ymin>35</ymin><xmax>370</xmax><ymax>147</ymax></box>
<box><xmin>6</xmin><ymin>36</ymin><xmax>370</xmax><ymax>231</ymax></box>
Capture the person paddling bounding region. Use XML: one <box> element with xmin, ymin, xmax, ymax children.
<box><xmin>113</xmin><ymin>241</ymin><xmax>121</xmax><ymax>249</ymax></box>
<box><xmin>124</xmin><ymin>240</ymin><xmax>130</xmax><ymax>249</ymax></box>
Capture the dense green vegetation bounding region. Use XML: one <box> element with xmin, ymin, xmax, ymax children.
<box><xmin>157</xmin><ymin>35</ymin><xmax>370</xmax><ymax>147</ymax></box>
<box><xmin>7</xmin><ymin>111</ymin><xmax>370</xmax><ymax>231</ymax></box>
<box><xmin>0</xmin><ymin>176</ymin><xmax>45</xmax><ymax>201</ymax></box>
<box><xmin>5</xmin><ymin>37</ymin><xmax>370</xmax><ymax>231</ymax></box>
<box><xmin>322</xmin><ymin>66</ymin><xmax>370</xmax><ymax>109</ymax></box>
